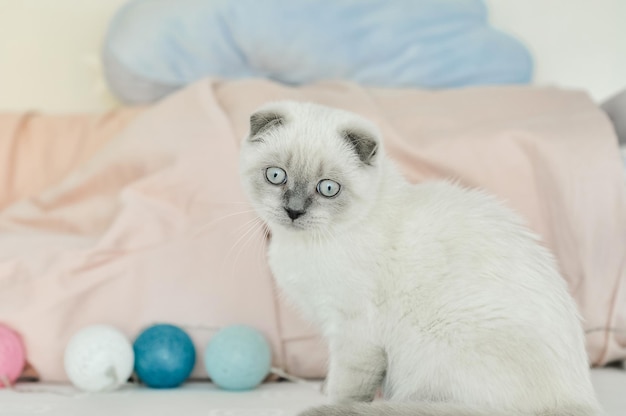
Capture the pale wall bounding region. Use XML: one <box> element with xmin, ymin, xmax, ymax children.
<box><xmin>0</xmin><ymin>0</ymin><xmax>623</xmax><ymax>112</ymax></box>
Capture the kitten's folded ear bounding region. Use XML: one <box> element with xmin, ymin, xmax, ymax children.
<box><xmin>248</xmin><ymin>109</ymin><xmax>286</xmax><ymax>142</ymax></box>
<box><xmin>342</xmin><ymin>126</ymin><xmax>380</xmax><ymax>166</ymax></box>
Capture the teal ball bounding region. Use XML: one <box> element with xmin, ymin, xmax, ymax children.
<box><xmin>133</xmin><ymin>324</ymin><xmax>196</xmax><ymax>389</ymax></box>
<box><xmin>204</xmin><ymin>325</ymin><xmax>271</xmax><ymax>391</ymax></box>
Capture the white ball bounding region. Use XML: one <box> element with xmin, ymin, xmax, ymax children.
<box><xmin>64</xmin><ymin>325</ymin><xmax>134</xmax><ymax>392</ymax></box>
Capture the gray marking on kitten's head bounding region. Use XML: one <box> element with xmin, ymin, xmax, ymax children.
<box><xmin>249</xmin><ymin>111</ymin><xmax>285</xmax><ymax>142</ymax></box>
<box><xmin>283</xmin><ymin>182</ymin><xmax>313</xmax><ymax>212</ymax></box>
<box><xmin>341</xmin><ymin>128</ymin><xmax>378</xmax><ymax>166</ymax></box>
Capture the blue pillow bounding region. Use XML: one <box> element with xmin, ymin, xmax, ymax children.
<box><xmin>103</xmin><ymin>0</ymin><xmax>533</xmax><ymax>104</ymax></box>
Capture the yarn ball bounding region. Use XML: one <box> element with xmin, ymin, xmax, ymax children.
<box><xmin>64</xmin><ymin>324</ymin><xmax>134</xmax><ymax>392</ymax></box>
<box><xmin>204</xmin><ymin>325</ymin><xmax>271</xmax><ymax>391</ymax></box>
<box><xmin>0</xmin><ymin>324</ymin><xmax>26</xmax><ymax>387</ymax></box>
<box><xmin>133</xmin><ymin>324</ymin><xmax>196</xmax><ymax>389</ymax></box>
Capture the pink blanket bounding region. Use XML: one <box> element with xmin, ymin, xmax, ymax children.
<box><xmin>1</xmin><ymin>79</ymin><xmax>625</xmax><ymax>382</ymax></box>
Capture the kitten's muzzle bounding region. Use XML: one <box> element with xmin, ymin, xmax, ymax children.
<box><xmin>285</xmin><ymin>207</ymin><xmax>305</xmax><ymax>220</ymax></box>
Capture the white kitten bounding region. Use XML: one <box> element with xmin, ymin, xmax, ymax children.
<box><xmin>239</xmin><ymin>101</ymin><xmax>602</xmax><ymax>416</ymax></box>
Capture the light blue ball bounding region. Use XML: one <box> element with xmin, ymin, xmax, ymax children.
<box><xmin>134</xmin><ymin>324</ymin><xmax>196</xmax><ymax>389</ymax></box>
<box><xmin>204</xmin><ymin>325</ymin><xmax>271</xmax><ymax>391</ymax></box>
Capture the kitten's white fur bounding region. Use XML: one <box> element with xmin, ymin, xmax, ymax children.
<box><xmin>239</xmin><ymin>101</ymin><xmax>602</xmax><ymax>416</ymax></box>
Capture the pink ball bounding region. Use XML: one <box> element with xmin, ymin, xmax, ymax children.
<box><xmin>0</xmin><ymin>324</ymin><xmax>26</xmax><ymax>387</ymax></box>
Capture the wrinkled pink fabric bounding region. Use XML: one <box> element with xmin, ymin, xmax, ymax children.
<box><xmin>0</xmin><ymin>109</ymin><xmax>143</xmax><ymax>210</ymax></box>
<box><xmin>0</xmin><ymin>79</ymin><xmax>624</xmax><ymax>382</ymax></box>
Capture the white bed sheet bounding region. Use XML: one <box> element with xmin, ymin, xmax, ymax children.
<box><xmin>1</xmin><ymin>368</ymin><xmax>624</xmax><ymax>415</ymax></box>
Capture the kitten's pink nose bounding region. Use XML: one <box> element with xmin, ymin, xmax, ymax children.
<box><xmin>285</xmin><ymin>208</ymin><xmax>305</xmax><ymax>220</ymax></box>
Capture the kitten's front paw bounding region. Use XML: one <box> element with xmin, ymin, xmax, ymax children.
<box><xmin>298</xmin><ymin>405</ymin><xmax>358</xmax><ymax>416</ymax></box>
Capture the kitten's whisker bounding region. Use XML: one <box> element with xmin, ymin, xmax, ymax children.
<box><xmin>221</xmin><ymin>217</ymin><xmax>264</xmax><ymax>277</ymax></box>
<box><xmin>192</xmin><ymin>200</ymin><xmax>252</xmax><ymax>206</ymax></box>
<box><xmin>252</xmin><ymin>231</ymin><xmax>262</xmax><ymax>268</ymax></box>
<box><xmin>232</xmin><ymin>215</ymin><xmax>265</xmax><ymax>236</ymax></box>
<box><xmin>252</xmin><ymin>223</ymin><xmax>268</xmax><ymax>263</ymax></box>
<box><xmin>194</xmin><ymin>209</ymin><xmax>258</xmax><ymax>236</ymax></box>
<box><xmin>320</xmin><ymin>227</ymin><xmax>335</xmax><ymax>249</ymax></box>
<box><xmin>209</xmin><ymin>201</ymin><xmax>254</xmax><ymax>206</ymax></box>
<box><xmin>253</xmin><ymin>223</ymin><xmax>269</xmax><ymax>269</ymax></box>
<box><xmin>327</xmin><ymin>227</ymin><xmax>337</xmax><ymax>244</ymax></box>
<box><xmin>315</xmin><ymin>228</ymin><xmax>322</xmax><ymax>250</ymax></box>
<box><xmin>320</xmin><ymin>228</ymin><xmax>331</xmax><ymax>249</ymax></box>
<box><xmin>230</xmin><ymin>219</ymin><xmax>265</xmax><ymax>277</ymax></box>
<box><xmin>259</xmin><ymin>228</ymin><xmax>269</xmax><ymax>268</ymax></box>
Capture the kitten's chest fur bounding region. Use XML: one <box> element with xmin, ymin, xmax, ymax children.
<box><xmin>268</xmin><ymin>226</ymin><xmax>394</xmax><ymax>331</ymax></box>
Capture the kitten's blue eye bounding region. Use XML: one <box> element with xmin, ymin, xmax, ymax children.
<box><xmin>265</xmin><ymin>167</ymin><xmax>287</xmax><ymax>185</ymax></box>
<box><xmin>317</xmin><ymin>179</ymin><xmax>341</xmax><ymax>198</ymax></box>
